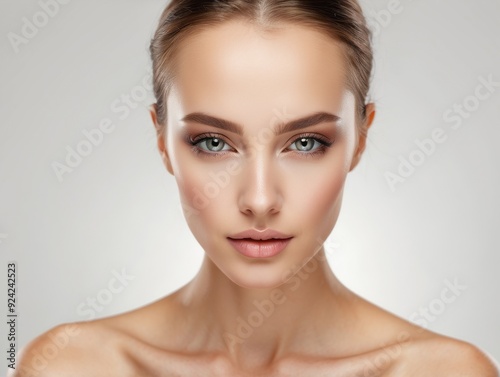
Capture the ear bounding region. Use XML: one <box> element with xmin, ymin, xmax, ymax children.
<box><xmin>349</xmin><ymin>103</ymin><xmax>376</xmax><ymax>172</ymax></box>
<box><xmin>149</xmin><ymin>104</ymin><xmax>174</xmax><ymax>176</ymax></box>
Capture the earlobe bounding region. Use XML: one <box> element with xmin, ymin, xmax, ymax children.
<box><xmin>149</xmin><ymin>104</ymin><xmax>174</xmax><ymax>176</ymax></box>
<box><xmin>349</xmin><ymin>103</ymin><xmax>376</xmax><ymax>172</ymax></box>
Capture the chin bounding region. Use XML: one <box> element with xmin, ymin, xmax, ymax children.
<box><xmin>219</xmin><ymin>260</ymin><xmax>296</xmax><ymax>290</ymax></box>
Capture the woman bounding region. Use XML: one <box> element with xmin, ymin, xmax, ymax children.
<box><xmin>12</xmin><ymin>0</ymin><xmax>498</xmax><ymax>376</ymax></box>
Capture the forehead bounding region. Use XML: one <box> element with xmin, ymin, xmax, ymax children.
<box><xmin>169</xmin><ymin>20</ymin><xmax>349</xmax><ymax>120</ymax></box>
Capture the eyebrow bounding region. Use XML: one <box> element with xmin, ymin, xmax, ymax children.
<box><xmin>180</xmin><ymin>111</ymin><xmax>340</xmax><ymax>136</ymax></box>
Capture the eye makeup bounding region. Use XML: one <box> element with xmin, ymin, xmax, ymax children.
<box><xmin>184</xmin><ymin>131</ymin><xmax>334</xmax><ymax>159</ymax></box>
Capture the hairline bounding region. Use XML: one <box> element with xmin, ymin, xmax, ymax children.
<box><xmin>156</xmin><ymin>18</ymin><xmax>362</xmax><ymax>133</ymax></box>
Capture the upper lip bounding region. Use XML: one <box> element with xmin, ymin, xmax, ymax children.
<box><xmin>228</xmin><ymin>229</ymin><xmax>293</xmax><ymax>241</ymax></box>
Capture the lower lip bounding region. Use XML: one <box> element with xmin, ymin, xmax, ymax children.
<box><xmin>227</xmin><ymin>238</ymin><xmax>292</xmax><ymax>258</ymax></box>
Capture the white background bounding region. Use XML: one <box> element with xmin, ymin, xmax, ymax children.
<box><xmin>1</xmin><ymin>0</ymin><xmax>499</xmax><ymax>372</ymax></box>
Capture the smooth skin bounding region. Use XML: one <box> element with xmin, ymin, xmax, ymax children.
<box><xmin>11</xmin><ymin>21</ymin><xmax>498</xmax><ymax>377</ymax></box>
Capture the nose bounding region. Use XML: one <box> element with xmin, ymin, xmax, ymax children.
<box><xmin>237</xmin><ymin>153</ymin><xmax>283</xmax><ymax>219</ymax></box>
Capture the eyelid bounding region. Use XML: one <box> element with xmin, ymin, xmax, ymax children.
<box><xmin>287</xmin><ymin>133</ymin><xmax>333</xmax><ymax>148</ymax></box>
<box><xmin>188</xmin><ymin>132</ymin><xmax>235</xmax><ymax>158</ymax></box>
<box><xmin>190</xmin><ymin>132</ymin><xmax>230</xmax><ymax>143</ymax></box>
<box><xmin>189</xmin><ymin>131</ymin><xmax>333</xmax><ymax>156</ymax></box>
<box><xmin>191</xmin><ymin>132</ymin><xmax>332</xmax><ymax>147</ymax></box>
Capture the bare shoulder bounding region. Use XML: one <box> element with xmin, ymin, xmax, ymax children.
<box><xmin>351</xmin><ymin>295</ymin><xmax>498</xmax><ymax>376</ymax></box>
<box><xmin>9</xmin><ymin>296</ymin><xmax>180</xmax><ymax>377</ymax></box>
<box><xmin>9</xmin><ymin>320</ymin><xmax>135</xmax><ymax>377</ymax></box>
<box><xmin>397</xmin><ymin>333</ymin><xmax>500</xmax><ymax>376</ymax></box>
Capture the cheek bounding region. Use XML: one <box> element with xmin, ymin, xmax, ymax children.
<box><xmin>280</xmin><ymin>141</ymin><xmax>352</xmax><ymax>239</ymax></box>
<box><xmin>173</xmin><ymin>151</ymin><xmax>237</xmax><ymax>240</ymax></box>
<box><xmin>286</xmin><ymin>160</ymin><xmax>346</xmax><ymax>229</ymax></box>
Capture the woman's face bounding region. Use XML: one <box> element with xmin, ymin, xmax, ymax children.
<box><xmin>155</xmin><ymin>21</ymin><xmax>370</xmax><ymax>288</ymax></box>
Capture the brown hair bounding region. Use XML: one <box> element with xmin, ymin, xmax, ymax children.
<box><xmin>150</xmin><ymin>0</ymin><xmax>373</xmax><ymax>133</ymax></box>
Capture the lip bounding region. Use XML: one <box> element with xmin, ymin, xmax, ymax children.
<box><xmin>228</xmin><ymin>228</ymin><xmax>293</xmax><ymax>241</ymax></box>
<box><xmin>227</xmin><ymin>238</ymin><xmax>292</xmax><ymax>258</ymax></box>
<box><xmin>227</xmin><ymin>229</ymin><xmax>293</xmax><ymax>258</ymax></box>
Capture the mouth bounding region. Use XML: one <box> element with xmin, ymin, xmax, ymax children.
<box><xmin>228</xmin><ymin>228</ymin><xmax>293</xmax><ymax>241</ymax></box>
<box><xmin>228</xmin><ymin>236</ymin><xmax>293</xmax><ymax>241</ymax></box>
<box><xmin>227</xmin><ymin>237</ymin><xmax>293</xmax><ymax>258</ymax></box>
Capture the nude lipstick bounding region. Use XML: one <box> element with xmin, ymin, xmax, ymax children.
<box><xmin>227</xmin><ymin>229</ymin><xmax>293</xmax><ymax>258</ymax></box>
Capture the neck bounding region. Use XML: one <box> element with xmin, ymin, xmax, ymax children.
<box><xmin>173</xmin><ymin>247</ymin><xmax>356</xmax><ymax>370</ymax></box>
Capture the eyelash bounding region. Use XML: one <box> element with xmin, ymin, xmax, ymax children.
<box><xmin>188</xmin><ymin>132</ymin><xmax>334</xmax><ymax>159</ymax></box>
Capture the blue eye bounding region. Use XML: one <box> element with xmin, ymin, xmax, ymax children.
<box><xmin>188</xmin><ymin>133</ymin><xmax>234</xmax><ymax>158</ymax></box>
<box><xmin>289</xmin><ymin>137</ymin><xmax>323</xmax><ymax>152</ymax></box>
<box><xmin>189</xmin><ymin>132</ymin><xmax>333</xmax><ymax>158</ymax></box>
<box><xmin>286</xmin><ymin>134</ymin><xmax>334</xmax><ymax>157</ymax></box>
<box><xmin>196</xmin><ymin>137</ymin><xmax>231</xmax><ymax>152</ymax></box>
